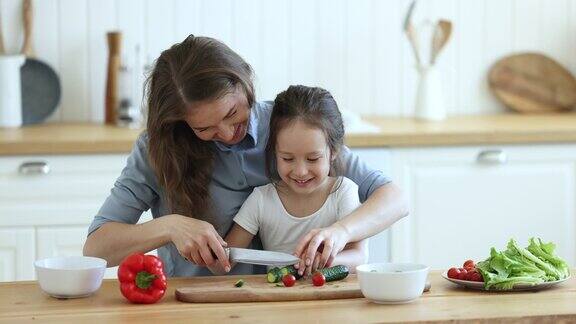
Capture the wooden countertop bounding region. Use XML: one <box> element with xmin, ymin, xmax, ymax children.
<box><xmin>1</xmin><ymin>271</ymin><xmax>575</xmax><ymax>323</ymax></box>
<box><xmin>1</xmin><ymin>113</ymin><xmax>576</xmax><ymax>155</ymax></box>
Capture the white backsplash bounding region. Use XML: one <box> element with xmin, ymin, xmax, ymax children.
<box><xmin>0</xmin><ymin>0</ymin><xmax>575</xmax><ymax>122</ymax></box>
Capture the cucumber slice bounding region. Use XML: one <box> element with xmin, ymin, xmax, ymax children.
<box><xmin>267</xmin><ymin>265</ymin><xmax>302</xmax><ymax>283</ymax></box>
<box><xmin>279</xmin><ymin>265</ymin><xmax>302</xmax><ymax>279</ymax></box>
<box><xmin>267</xmin><ymin>267</ymin><xmax>281</xmax><ymax>283</ymax></box>
<box><xmin>319</xmin><ymin>265</ymin><xmax>349</xmax><ymax>282</ymax></box>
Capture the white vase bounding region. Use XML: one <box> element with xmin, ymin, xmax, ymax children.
<box><xmin>0</xmin><ymin>55</ymin><xmax>26</xmax><ymax>128</ymax></box>
<box><xmin>414</xmin><ymin>65</ymin><xmax>446</xmax><ymax>121</ymax></box>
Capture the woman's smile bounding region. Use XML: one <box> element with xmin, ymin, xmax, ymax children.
<box><xmin>185</xmin><ymin>87</ymin><xmax>250</xmax><ymax>144</ymax></box>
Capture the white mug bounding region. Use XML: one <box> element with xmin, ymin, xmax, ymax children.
<box><xmin>0</xmin><ymin>55</ymin><xmax>26</xmax><ymax>128</ymax></box>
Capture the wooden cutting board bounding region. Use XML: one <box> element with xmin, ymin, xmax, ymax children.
<box><xmin>175</xmin><ymin>274</ymin><xmax>363</xmax><ymax>303</ymax></box>
<box><xmin>488</xmin><ymin>53</ymin><xmax>576</xmax><ymax>113</ymax></box>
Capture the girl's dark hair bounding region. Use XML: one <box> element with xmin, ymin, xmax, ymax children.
<box><xmin>265</xmin><ymin>85</ymin><xmax>345</xmax><ymax>183</ymax></box>
<box><xmin>146</xmin><ymin>35</ymin><xmax>254</xmax><ymax>223</ymax></box>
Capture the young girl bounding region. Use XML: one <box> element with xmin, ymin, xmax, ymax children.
<box><xmin>211</xmin><ymin>85</ymin><xmax>368</xmax><ymax>276</ymax></box>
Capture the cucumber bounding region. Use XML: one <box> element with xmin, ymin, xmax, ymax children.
<box><xmin>279</xmin><ymin>265</ymin><xmax>301</xmax><ymax>279</ymax></box>
<box><xmin>267</xmin><ymin>265</ymin><xmax>302</xmax><ymax>283</ymax></box>
<box><xmin>319</xmin><ymin>265</ymin><xmax>349</xmax><ymax>282</ymax></box>
<box><xmin>267</xmin><ymin>267</ymin><xmax>281</xmax><ymax>283</ymax></box>
<box><xmin>267</xmin><ymin>265</ymin><xmax>348</xmax><ymax>283</ymax></box>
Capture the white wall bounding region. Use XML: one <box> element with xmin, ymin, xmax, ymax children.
<box><xmin>1</xmin><ymin>0</ymin><xmax>575</xmax><ymax>122</ymax></box>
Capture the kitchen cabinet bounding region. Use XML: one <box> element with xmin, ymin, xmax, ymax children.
<box><xmin>387</xmin><ymin>144</ymin><xmax>576</xmax><ymax>269</ymax></box>
<box><xmin>0</xmin><ymin>154</ymin><xmax>152</xmax><ymax>281</ymax></box>
<box><xmin>36</xmin><ymin>227</ymin><xmax>121</xmax><ymax>279</ymax></box>
<box><xmin>2</xmin><ymin>141</ymin><xmax>575</xmax><ymax>281</ymax></box>
<box><xmin>0</xmin><ymin>149</ymin><xmax>393</xmax><ymax>282</ymax></box>
<box><xmin>0</xmin><ymin>228</ymin><xmax>35</xmax><ymax>281</ymax></box>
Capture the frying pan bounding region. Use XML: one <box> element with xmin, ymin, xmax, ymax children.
<box><xmin>20</xmin><ymin>0</ymin><xmax>61</xmax><ymax>124</ymax></box>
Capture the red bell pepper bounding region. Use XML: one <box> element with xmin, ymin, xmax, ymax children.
<box><xmin>117</xmin><ymin>253</ymin><xmax>167</xmax><ymax>304</ymax></box>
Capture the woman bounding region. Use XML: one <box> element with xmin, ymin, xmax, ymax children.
<box><xmin>83</xmin><ymin>35</ymin><xmax>408</xmax><ymax>277</ymax></box>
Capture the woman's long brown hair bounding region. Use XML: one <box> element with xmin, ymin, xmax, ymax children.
<box><xmin>146</xmin><ymin>35</ymin><xmax>254</xmax><ymax>223</ymax></box>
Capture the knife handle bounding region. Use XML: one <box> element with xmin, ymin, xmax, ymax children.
<box><xmin>210</xmin><ymin>247</ymin><xmax>231</xmax><ymax>260</ymax></box>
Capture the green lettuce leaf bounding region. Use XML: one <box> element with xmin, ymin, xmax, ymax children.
<box><xmin>526</xmin><ymin>238</ymin><xmax>570</xmax><ymax>279</ymax></box>
<box><xmin>473</xmin><ymin>237</ymin><xmax>570</xmax><ymax>290</ymax></box>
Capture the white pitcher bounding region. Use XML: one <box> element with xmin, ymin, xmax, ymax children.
<box><xmin>414</xmin><ymin>65</ymin><xmax>446</xmax><ymax>121</ymax></box>
<box><xmin>0</xmin><ymin>55</ymin><xmax>26</xmax><ymax>128</ymax></box>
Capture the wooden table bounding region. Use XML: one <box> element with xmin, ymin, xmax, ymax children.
<box><xmin>1</xmin><ymin>271</ymin><xmax>575</xmax><ymax>323</ymax></box>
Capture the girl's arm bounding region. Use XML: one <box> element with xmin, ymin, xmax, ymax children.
<box><xmin>207</xmin><ymin>223</ymin><xmax>255</xmax><ymax>275</ymax></box>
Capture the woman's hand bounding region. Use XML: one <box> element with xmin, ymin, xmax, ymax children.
<box><xmin>161</xmin><ymin>214</ymin><xmax>231</xmax><ymax>272</ymax></box>
<box><xmin>293</xmin><ymin>222</ymin><xmax>351</xmax><ymax>276</ymax></box>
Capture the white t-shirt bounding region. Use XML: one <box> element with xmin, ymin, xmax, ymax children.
<box><xmin>233</xmin><ymin>177</ymin><xmax>360</xmax><ymax>255</ymax></box>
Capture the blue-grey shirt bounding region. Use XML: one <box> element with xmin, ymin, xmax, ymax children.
<box><xmin>88</xmin><ymin>101</ymin><xmax>391</xmax><ymax>277</ymax></box>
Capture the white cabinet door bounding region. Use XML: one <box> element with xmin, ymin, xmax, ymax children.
<box><xmin>0</xmin><ymin>228</ymin><xmax>35</xmax><ymax>281</ymax></box>
<box><xmin>389</xmin><ymin>144</ymin><xmax>576</xmax><ymax>270</ymax></box>
<box><xmin>37</xmin><ymin>214</ymin><xmax>155</xmax><ymax>280</ymax></box>
<box><xmin>351</xmin><ymin>148</ymin><xmax>392</xmax><ymax>263</ymax></box>
<box><xmin>36</xmin><ymin>226</ymin><xmax>119</xmax><ymax>279</ymax></box>
<box><xmin>0</xmin><ymin>154</ymin><xmax>156</xmax><ymax>281</ymax></box>
<box><xmin>0</xmin><ymin>155</ymin><xmax>129</xmax><ymax>226</ymax></box>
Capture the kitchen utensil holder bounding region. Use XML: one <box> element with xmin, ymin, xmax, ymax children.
<box><xmin>0</xmin><ymin>55</ymin><xmax>26</xmax><ymax>128</ymax></box>
<box><xmin>414</xmin><ymin>65</ymin><xmax>446</xmax><ymax>121</ymax></box>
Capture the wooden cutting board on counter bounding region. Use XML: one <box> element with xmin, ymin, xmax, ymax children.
<box><xmin>488</xmin><ymin>52</ymin><xmax>576</xmax><ymax>113</ymax></box>
<box><xmin>175</xmin><ymin>274</ymin><xmax>363</xmax><ymax>303</ymax></box>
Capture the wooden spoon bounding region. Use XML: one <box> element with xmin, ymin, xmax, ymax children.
<box><xmin>403</xmin><ymin>0</ymin><xmax>422</xmax><ymax>66</ymax></box>
<box><xmin>430</xmin><ymin>19</ymin><xmax>452</xmax><ymax>65</ymax></box>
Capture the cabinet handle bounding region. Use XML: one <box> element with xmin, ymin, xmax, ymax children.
<box><xmin>476</xmin><ymin>150</ymin><xmax>507</xmax><ymax>165</ymax></box>
<box><xmin>18</xmin><ymin>161</ymin><xmax>50</xmax><ymax>175</ymax></box>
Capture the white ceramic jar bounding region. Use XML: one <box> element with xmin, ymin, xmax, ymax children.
<box><xmin>0</xmin><ymin>55</ymin><xmax>26</xmax><ymax>128</ymax></box>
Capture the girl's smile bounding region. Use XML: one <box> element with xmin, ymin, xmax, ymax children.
<box><xmin>275</xmin><ymin>120</ymin><xmax>333</xmax><ymax>196</ymax></box>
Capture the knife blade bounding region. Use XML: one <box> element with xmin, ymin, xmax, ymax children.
<box><xmin>226</xmin><ymin>247</ymin><xmax>299</xmax><ymax>266</ymax></box>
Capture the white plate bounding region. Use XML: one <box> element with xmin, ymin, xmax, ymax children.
<box><xmin>441</xmin><ymin>271</ymin><xmax>570</xmax><ymax>291</ymax></box>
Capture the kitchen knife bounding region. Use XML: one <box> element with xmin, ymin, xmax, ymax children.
<box><xmin>225</xmin><ymin>247</ymin><xmax>300</xmax><ymax>266</ymax></box>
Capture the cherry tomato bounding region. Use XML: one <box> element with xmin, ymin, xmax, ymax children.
<box><xmin>282</xmin><ymin>274</ymin><xmax>296</xmax><ymax>287</ymax></box>
<box><xmin>447</xmin><ymin>267</ymin><xmax>460</xmax><ymax>279</ymax></box>
<box><xmin>463</xmin><ymin>260</ymin><xmax>475</xmax><ymax>271</ymax></box>
<box><xmin>469</xmin><ymin>271</ymin><xmax>483</xmax><ymax>282</ymax></box>
<box><xmin>464</xmin><ymin>269</ymin><xmax>477</xmax><ymax>281</ymax></box>
<box><xmin>312</xmin><ymin>272</ymin><xmax>326</xmax><ymax>287</ymax></box>
<box><xmin>457</xmin><ymin>268</ymin><xmax>468</xmax><ymax>280</ymax></box>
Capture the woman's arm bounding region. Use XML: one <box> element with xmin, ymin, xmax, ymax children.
<box><xmin>84</xmin><ymin>134</ymin><xmax>231</xmax><ymax>270</ymax></box>
<box><xmin>295</xmin><ymin>182</ymin><xmax>408</xmax><ymax>272</ymax></box>
<box><xmin>330</xmin><ymin>240</ymin><xmax>368</xmax><ymax>273</ymax></box>
<box><xmin>338</xmin><ymin>182</ymin><xmax>408</xmax><ymax>241</ymax></box>
<box><xmin>84</xmin><ymin>214</ymin><xmax>230</xmax><ymax>269</ymax></box>
<box><xmin>207</xmin><ymin>223</ymin><xmax>255</xmax><ymax>275</ymax></box>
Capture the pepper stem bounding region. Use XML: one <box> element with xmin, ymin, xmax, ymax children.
<box><xmin>135</xmin><ymin>271</ymin><xmax>157</xmax><ymax>289</ymax></box>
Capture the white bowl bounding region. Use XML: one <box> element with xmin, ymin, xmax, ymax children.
<box><xmin>34</xmin><ymin>256</ymin><xmax>107</xmax><ymax>299</ymax></box>
<box><xmin>356</xmin><ymin>262</ymin><xmax>429</xmax><ymax>304</ymax></box>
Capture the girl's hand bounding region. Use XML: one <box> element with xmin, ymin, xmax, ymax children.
<box><xmin>161</xmin><ymin>214</ymin><xmax>231</xmax><ymax>271</ymax></box>
<box><xmin>293</xmin><ymin>223</ymin><xmax>350</xmax><ymax>276</ymax></box>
